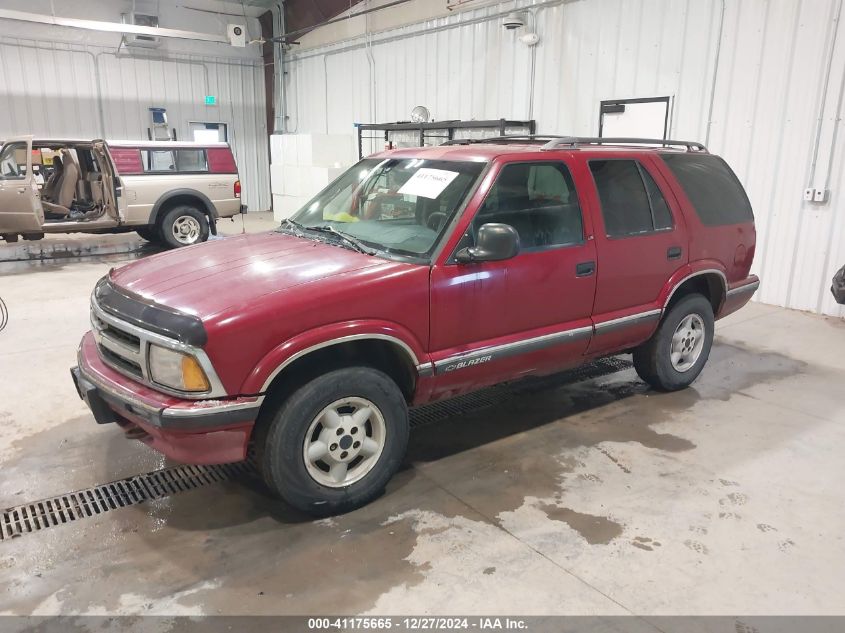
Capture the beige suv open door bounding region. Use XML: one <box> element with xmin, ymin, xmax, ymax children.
<box><xmin>0</xmin><ymin>136</ymin><xmax>45</xmax><ymax>236</ymax></box>
<box><xmin>93</xmin><ymin>140</ymin><xmax>123</xmax><ymax>222</ymax></box>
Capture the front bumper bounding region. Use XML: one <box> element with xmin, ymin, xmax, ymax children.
<box><xmin>73</xmin><ymin>332</ymin><xmax>261</xmax><ymax>464</ymax></box>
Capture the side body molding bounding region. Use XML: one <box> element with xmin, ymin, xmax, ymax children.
<box><xmin>239</xmin><ymin>320</ymin><xmax>432</xmax><ymax>395</ymax></box>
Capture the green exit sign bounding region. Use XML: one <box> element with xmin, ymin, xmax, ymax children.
<box><xmin>204</xmin><ymin>95</ymin><xmax>217</xmax><ymax>106</ymax></box>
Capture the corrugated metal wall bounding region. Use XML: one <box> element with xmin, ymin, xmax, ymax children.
<box><xmin>284</xmin><ymin>0</ymin><xmax>845</xmax><ymax>317</ymax></box>
<box><xmin>0</xmin><ymin>38</ymin><xmax>270</xmax><ymax>212</ymax></box>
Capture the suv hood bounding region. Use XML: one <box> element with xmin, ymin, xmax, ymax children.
<box><xmin>109</xmin><ymin>232</ymin><xmax>391</xmax><ymax>321</ymax></box>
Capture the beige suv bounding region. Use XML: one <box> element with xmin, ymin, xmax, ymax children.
<box><xmin>0</xmin><ymin>137</ymin><xmax>243</xmax><ymax>248</ymax></box>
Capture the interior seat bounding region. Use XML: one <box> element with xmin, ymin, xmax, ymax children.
<box><xmin>86</xmin><ymin>172</ymin><xmax>104</xmax><ymax>205</ymax></box>
<box><xmin>41</xmin><ymin>149</ymin><xmax>79</xmax><ymax>217</ymax></box>
<box><xmin>41</xmin><ymin>155</ymin><xmax>63</xmax><ymax>202</ymax></box>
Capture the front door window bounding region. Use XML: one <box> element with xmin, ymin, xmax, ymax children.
<box><xmin>0</xmin><ymin>142</ymin><xmax>28</xmax><ymax>180</ymax></box>
<box><xmin>471</xmin><ymin>162</ymin><xmax>584</xmax><ymax>250</ymax></box>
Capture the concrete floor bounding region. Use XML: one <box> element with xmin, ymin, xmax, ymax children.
<box><xmin>1</xmin><ymin>219</ymin><xmax>844</xmax><ymax>616</ymax></box>
<box><xmin>0</xmin><ymin>211</ymin><xmax>279</xmax><ymax>264</ymax></box>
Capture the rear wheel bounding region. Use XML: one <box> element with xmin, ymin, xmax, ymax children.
<box><xmin>633</xmin><ymin>294</ymin><xmax>714</xmax><ymax>391</ymax></box>
<box><xmin>159</xmin><ymin>205</ymin><xmax>209</xmax><ymax>249</ymax></box>
<box><xmin>258</xmin><ymin>367</ymin><xmax>409</xmax><ymax>516</ymax></box>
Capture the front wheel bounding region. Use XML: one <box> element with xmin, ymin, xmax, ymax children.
<box><xmin>633</xmin><ymin>294</ymin><xmax>714</xmax><ymax>391</ymax></box>
<box><xmin>135</xmin><ymin>226</ymin><xmax>160</xmax><ymax>243</ymax></box>
<box><xmin>258</xmin><ymin>367</ymin><xmax>409</xmax><ymax>516</ymax></box>
<box><xmin>159</xmin><ymin>205</ymin><xmax>209</xmax><ymax>248</ymax></box>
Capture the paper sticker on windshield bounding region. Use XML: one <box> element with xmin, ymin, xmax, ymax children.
<box><xmin>397</xmin><ymin>168</ymin><xmax>460</xmax><ymax>199</ymax></box>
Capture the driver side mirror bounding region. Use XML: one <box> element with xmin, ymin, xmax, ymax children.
<box><xmin>455</xmin><ymin>223</ymin><xmax>520</xmax><ymax>264</ymax></box>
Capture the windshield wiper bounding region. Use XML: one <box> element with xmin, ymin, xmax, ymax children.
<box><xmin>279</xmin><ymin>218</ymin><xmax>306</xmax><ymax>237</ymax></box>
<box><xmin>305</xmin><ymin>224</ymin><xmax>377</xmax><ymax>255</ymax></box>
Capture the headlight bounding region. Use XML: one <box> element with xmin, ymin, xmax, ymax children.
<box><xmin>148</xmin><ymin>345</ymin><xmax>210</xmax><ymax>392</ymax></box>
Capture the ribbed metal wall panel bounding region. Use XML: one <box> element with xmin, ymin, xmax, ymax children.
<box><xmin>288</xmin><ymin>0</ymin><xmax>844</xmax><ymax>316</ymax></box>
<box><xmin>708</xmin><ymin>0</ymin><xmax>844</xmax><ymax>317</ymax></box>
<box><xmin>0</xmin><ymin>38</ymin><xmax>270</xmax><ymax>212</ymax></box>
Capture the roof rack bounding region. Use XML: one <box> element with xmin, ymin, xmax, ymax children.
<box><xmin>441</xmin><ymin>134</ymin><xmax>562</xmax><ymax>146</ymax></box>
<box><xmin>539</xmin><ymin>136</ymin><xmax>708</xmax><ymax>152</ymax></box>
<box><xmin>441</xmin><ymin>135</ymin><xmax>707</xmax><ymax>152</ymax></box>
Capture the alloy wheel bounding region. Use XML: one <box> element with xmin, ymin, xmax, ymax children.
<box><xmin>670</xmin><ymin>313</ymin><xmax>706</xmax><ymax>372</ymax></box>
<box><xmin>171</xmin><ymin>215</ymin><xmax>201</xmax><ymax>245</ymax></box>
<box><xmin>302</xmin><ymin>397</ymin><xmax>386</xmax><ymax>487</ymax></box>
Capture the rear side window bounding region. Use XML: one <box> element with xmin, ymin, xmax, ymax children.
<box><xmin>641</xmin><ymin>167</ymin><xmax>673</xmax><ymax>230</ymax></box>
<box><xmin>139</xmin><ymin>149</ymin><xmax>209</xmax><ymax>173</ymax></box>
<box><xmin>175</xmin><ymin>149</ymin><xmax>208</xmax><ymax>172</ymax></box>
<box><xmin>141</xmin><ymin>150</ymin><xmax>175</xmax><ymax>172</ymax></box>
<box><xmin>589</xmin><ymin>160</ymin><xmax>673</xmax><ymax>237</ymax></box>
<box><xmin>661</xmin><ymin>153</ymin><xmax>753</xmax><ymax>226</ymax></box>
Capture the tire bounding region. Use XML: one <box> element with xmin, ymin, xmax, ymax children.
<box><xmin>259</xmin><ymin>367</ymin><xmax>409</xmax><ymax>516</ymax></box>
<box><xmin>135</xmin><ymin>226</ymin><xmax>160</xmax><ymax>243</ymax></box>
<box><xmin>633</xmin><ymin>294</ymin><xmax>714</xmax><ymax>391</ymax></box>
<box><xmin>159</xmin><ymin>205</ymin><xmax>209</xmax><ymax>249</ymax></box>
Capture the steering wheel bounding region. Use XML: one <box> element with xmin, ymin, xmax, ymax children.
<box><xmin>426</xmin><ymin>212</ymin><xmax>448</xmax><ymax>232</ymax></box>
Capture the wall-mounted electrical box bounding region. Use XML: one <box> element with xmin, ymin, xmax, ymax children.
<box><xmin>804</xmin><ymin>187</ymin><xmax>830</xmax><ymax>203</ymax></box>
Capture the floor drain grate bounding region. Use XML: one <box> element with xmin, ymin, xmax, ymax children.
<box><xmin>410</xmin><ymin>356</ymin><xmax>633</xmax><ymax>428</ymax></box>
<box><xmin>1</xmin><ymin>461</ymin><xmax>251</xmax><ymax>541</ymax></box>
<box><xmin>3</xmin><ymin>357</ymin><xmax>632</xmax><ymax>540</ymax></box>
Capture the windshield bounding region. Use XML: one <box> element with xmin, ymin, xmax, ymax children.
<box><xmin>284</xmin><ymin>158</ymin><xmax>485</xmax><ymax>259</ymax></box>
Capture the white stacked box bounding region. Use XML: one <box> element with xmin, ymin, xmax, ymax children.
<box><xmin>273</xmin><ymin>194</ymin><xmax>309</xmax><ymax>219</ymax></box>
<box><xmin>270</xmin><ymin>133</ymin><xmax>357</xmax><ymax>221</ymax></box>
<box><xmin>269</xmin><ymin>164</ymin><xmax>285</xmax><ymax>195</ymax></box>
<box><xmin>269</xmin><ymin>134</ymin><xmax>286</xmax><ymax>164</ymax></box>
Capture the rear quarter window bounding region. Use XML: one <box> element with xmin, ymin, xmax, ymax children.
<box><xmin>661</xmin><ymin>153</ymin><xmax>753</xmax><ymax>226</ymax></box>
<box><xmin>207</xmin><ymin>148</ymin><xmax>237</xmax><ymax>174</ymax></box>
<box><xmin>107</xmin><ymin>148</ymin><xmax>143</xmax><ymax>174</ymax></box>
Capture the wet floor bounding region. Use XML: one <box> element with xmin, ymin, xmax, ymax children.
<box><xmin>1</xmin><ymin>233</ymin><xmax>844</xmax><ymax>616</ymax></box>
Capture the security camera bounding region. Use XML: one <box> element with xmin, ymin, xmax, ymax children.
<box><xmin>502</xmin><ymin>12</ymin><xmax>525</xmax><ymax>30</ymax></box>
<box><xmin>227</xmin><ymin>24</ymin><xmax>246</xmax><ymax>47</ymax></box>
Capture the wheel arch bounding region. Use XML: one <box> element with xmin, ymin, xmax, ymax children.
<box><xmin>662</xmin><ymin>268</ymin><xmax>727</xmax><ymax>317</ymax></box>
<box><xmin>245</xmin><ymin>324</ymin><xmax>431</xmax><ymax>410</ymax></box>
<box><xmin>150</xmin><ymin>189</ymin><xmax>219</xmax><ymax>235</ymax></box>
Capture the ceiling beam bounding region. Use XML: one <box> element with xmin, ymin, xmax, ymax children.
<box><xmin>0</xmin><ymin>8</ymin><xmax>229</xmax><ymax>43</ymax></box>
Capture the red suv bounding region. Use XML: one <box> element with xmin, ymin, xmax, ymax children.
<box><xmin>72</xmin><ymin>136</ymin><xmax>759</xmax><ymax>515</ymax></box>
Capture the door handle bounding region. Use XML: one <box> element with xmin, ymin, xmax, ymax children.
<box><xmin>667</xmin><ymin>246</ymin><xmax>682</xmax><ymax>260</ymax></box>
<box><xmin>576</xmin><ymin>261</ymin><xmax>596</xmax><ymax>277</ymax></box>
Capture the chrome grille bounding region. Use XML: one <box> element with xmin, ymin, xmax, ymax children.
<box><xmin>91</xmin><ymin>307</ymin><xmax>145</xmax><ymax>379</ymax></box>
<box><xmin>92</xmin><ymin>311</ymin><xmax>141</xmax><ymax>352</ymax></box>
<box><xmin>89</xmin><ymin>297</ymin><xmax>226</xmax><ymax>399</ymax></box>
<box><xmin>99</xmin><ymin>346</ymin><xmax>143</xmax><ymax>378</ymax></box>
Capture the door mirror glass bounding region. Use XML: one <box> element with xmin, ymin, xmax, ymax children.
<box><xmin>455</xmin><ymin>223</ymin><xmax>520</xmax><ymax>263</ymax></box>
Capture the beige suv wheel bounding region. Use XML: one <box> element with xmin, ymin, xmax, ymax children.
<box><xmin>160</xmin><ymin>205</ymin><xmax>210</xmax><ymax>249</ymax></box>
